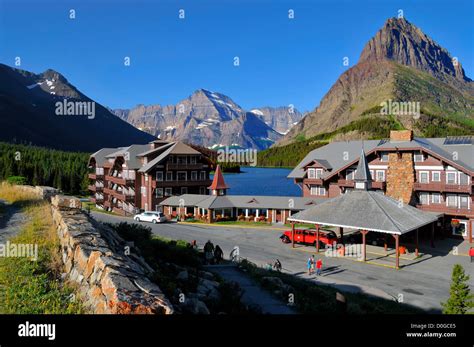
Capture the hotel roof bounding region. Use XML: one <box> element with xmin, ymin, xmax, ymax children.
<box><xmin>160</xmin><ymin>194</ymin><xmax>326</xmax><ymax>210</ymax></box>
<box><xmin>288</xmin><ymin>136</ymin><xmax>474</xmax><ymax>180</ymax></box>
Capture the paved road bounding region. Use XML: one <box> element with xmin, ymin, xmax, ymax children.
<box><xmin>91</xmin><ymin>212</ymin><xmax>473</xmax><ymax>312</ymax></box>
<box><xmin>0</xmin><ymin>200</ymin><xmax>29</xmax><ymax>243</ymax></box>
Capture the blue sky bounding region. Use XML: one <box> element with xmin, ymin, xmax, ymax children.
<box><xmin>0</xmin><ymin>0</ymin><xmax>473</xmax><ymax>112</ymax></box>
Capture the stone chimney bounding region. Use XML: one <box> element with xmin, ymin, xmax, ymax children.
<box><xmin>386</xmin><ymin>152</ymin><xmax>415</xmax><ymax>205</ymax></box>
<box><xmin>390</xmin><ymin>130</ymin><xmax>413</xmax><ymax>142</ymax></box>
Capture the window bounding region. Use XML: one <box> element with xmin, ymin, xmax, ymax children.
<box><xmin>156</xmin><ymin>171</ymin><xmax>163</xmax><ymax>182</ymax></box>
<box><xmin>190</xmin><ymin>156</ymin><xmax>197</xmax><ymax>164</ymax></box>
<box><xmin>460</xmin><ymin>196</ymin><xmax>469</xmax><ymax>209</ymax></box>
<box><xmin>310</xmin><ymin>186</ymin><xmax>326</xmax><ymax>196</ymax></box>
<box><xmin>315</xmin><ymin>169</ymin><xmax>323</xmax><ymax>179</ymax></box>
<box><xmin>414</xmin><ymin>152</ymin><xmax>424</xmax><ymax>162</ymax></box>
<box><xmin>200</xmin><ymin>171</ymin><xmax>206</xmax><ymax>180</ymax></box>
<box><xmin>199</xmin><ymin>187</ymin><xmax>206</xmax><ymax>195</ymax></box>
<box><xmin>177</xmin><ymin>172</ymin><xmax>187</xmax><ymax>181</ymax></box>
<box><xmin>141</xmin><ymin>186</ymin><xmax>146</xmax><ymax>197</ymax></box>
<box><xmin>431</xmin><ymin>193</ymin><xmax>441</xmax><ymax>204</ymax></box>
<box><xmin>308</xmin><ymin>168</ymin><xmax>316</xmax><ymax>179</ymax></box>
<box><xmin>380</xmin><ymin>152</ymin><xmax>389</xmax><ymax>162</ymax></box>
<box><xmin>432</xmin><ymin>171</ymin><xmax>441</xmax><ymax>182</ymax></box>
<box><xmin>177</xmin><ymin>156</ymin><xmax>186</xmax><ymax>164</ymax></box>
<box><xmin>376</xmin><ymin>170</ymin><xmax>385</xmax><ymax>182</ymax></box>
<box><xmin>459</xmin><ymin>172</ymin><xmax>469</xmax><ymax>185</ymax></box>
<box><xmin>419</xmin><ymin>171</ymin><xmax>429</xmax><ymax>183</ymax></box>
<box><xmin>419</xmin><ymin>193</ymin><xmax>429</xmax><ymax>205</ymax></box>
<box><xmin>346</xmin><ymin>169</ymin><xmax>355</xmax><ymax>180</ymax></box>
<box><xmin>446</xmin><ymin>195</ymin><xmax>457</xmax><ymax>207</ymax></box>
<box><xmin>166</xmin><ymin>172</ymin><xmax>173</xmax><ymax>181</ymax></box>
<box><xmin>370</xmin><ymin>170</ymin><xmax>374</xmax><ymax>178</ymax></box>
<box><xmin>155</xmin><ymin>188</ymin><xmax>163</xmax><ymax>198</ymax></box>
<box><xmin>191</xmin><ymin>171</ymin><xmax>198</xmax><ymax>181</ymax></box>
<box><xmin>181</xmin><ymin>187</ymin><xmax>188</xmax><ymax>195</ymax></box>
<box><xmin>446</xmin><ymin>172</ymin><xmax>457</xmax><ymax>184</ymax></box>
<box><xmin>165</xmin><ymin>188</ymin><xmax>173</xmax><ymax>197</ymax></box>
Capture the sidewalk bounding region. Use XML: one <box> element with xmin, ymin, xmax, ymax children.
<box><xmin>204</xmin><ymin>264</ymin><xmax>296</xmax><ymax>314</ymax></box>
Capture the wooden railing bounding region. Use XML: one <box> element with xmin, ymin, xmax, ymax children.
<box><xmin>413</xmin><ymin>182</ymin><xmax>472</xmax><ymax>193</ymax></box>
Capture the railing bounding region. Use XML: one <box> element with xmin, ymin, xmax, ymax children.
<box><xmin>166</xmin><ymin>163</ymin><xmax>203</xmax><ymax>170</ymax></box>
<box><xmin>337</xmin><ymin>179</ymin><xmax>354</xmax><ymax>187</ymax></box>
<box><xmin>88</xmin><ymin>185</ymin><xmax>96</xmax><ymax>192</ymax></box>
<box><xmin>413</xmin><ymin>182</ymin><xmax>472</xmax><ymax>193</ymax></box>
<box><xmin>416</xmin><ymin>204</ymin><xmax>472</xmax><ymax>216</ymax></box>
<box><xmin>371</xmin><ymin>181</ymin><xmax>386</xmax><ymax>189</ymax></box>
<box><xmin>153</xmin><ymin>179</ymin><xmax>213</xmax><ymax>188</ymax></box>
<box><xmin>304</xmin><ymin>178</ymin><xmax>324</xmax><ymax>185</ymax></box>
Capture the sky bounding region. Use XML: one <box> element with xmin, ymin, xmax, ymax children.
<box><xmin>0</xmin><ymin>0</ymin><xmax>473</xmax><ymax>113</ymax></box>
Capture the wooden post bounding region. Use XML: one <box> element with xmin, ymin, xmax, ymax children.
<box><xmin>316</xmin><ymin>224</ymin><xmax>320</xmax><ymax>253</ymax></box>
<box><xmin>291</xmin><ymin>222</ymin><xmax>295</xmax><ymax>248</ymax></box>
<box><xmin>384</xmin><ymin>234</ymin><xmax>388</xmax><ymax>251</ymax></box>
<box><xmin>415</xmin><ymin>228</ymin><xmax>419</xmax><ymax>257</ymax></box>
<box><xmin>339</xmin><ymin>227</ymin><xmax>344</xmax><ymax>245</ymax></box>
<box><xmin>361</xmin><ymin>230</ymin><xmax>368</xmax><ymax>262</ymax></box>
<box><xmin>393</xmin><ymin>234</ymin><xmax>400</xmax><ymax>269</ymax></box>
<box><xmin>431</xmin><ymin>223</ymin><xmax>435</xmax><ymax>248</ymax></box>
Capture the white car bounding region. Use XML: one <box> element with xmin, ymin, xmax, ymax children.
<box><xmin>133</xmin><ymin>211</ymin><xmax>167</xmax><ymax>224</ymax></box>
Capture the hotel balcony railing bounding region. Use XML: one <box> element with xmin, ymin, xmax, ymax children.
<box><xmin>105</xmin><ymin>174</ymin><xmax>135</xmax><ymax>186</ymax></box>
<box><xmin>413</xmin><ymin>182</ymin><xmax>472</xmax><ymax>194</ymax></box>
<box><xmin>416</xmin><ymin>204</ymin><xmax>472</xmax><ymax>216</ymax></box>
<box><xmin>153</xmin><ymin>179</ymin><xmax>213</xmax><ymax>188</ymax></box>
<box><xmin>166</xmin><ymin>163</ymin><xmax>203</xmax><ymax>170</ymax></box>
<box><xmin>336</xmin><ymin>179</ymin><xmax>385</xmax><ymax>189</ymax></box>
<box><xmin>103</xmin><ymin>187</ymin><xmax>134</xmax><ymax>202</ymax></box>
<box><xmin>88</xmin><ymin>185</ymin><xmax>96</xmax><ymax>192</ymax></box>
<box><xmin>304</xmin><ymin>178</ymin><xmax>324</xmax><ymax>185</ymax></box>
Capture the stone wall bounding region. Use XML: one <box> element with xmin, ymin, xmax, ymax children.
<box><xmin>51</xmin><ymin>195</ymin><xmax>174</xmax><ymax>314</ymax></box>
<box><xmin>6</xmin><ymin>184</ymin><xmax>60</xmax><ymax>201</ymax></box>
<box><xmin>386</xmin><ymin>152</ymin><xmax>415</xmax><ymax>204</ymax></box>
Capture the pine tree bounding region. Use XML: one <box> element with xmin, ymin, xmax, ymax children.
<box><xmin>442</xmin><ymin>264</ymin><xmax>474</xmax><ymax>314</ymax></box>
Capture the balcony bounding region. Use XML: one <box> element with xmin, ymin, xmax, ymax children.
<box><xmin>153</xmin><ymin>179</ymin><xmax>213</xmax><ymax>188</ymax></box>
<box><xmin>416</xmin><ymin>204</ymin><xmax>473</xmax><ymax>217</ymax></box>
<box><xmin>337</xmin><ymin>179</ymin><xmax>354</xmax><ymax>188</ymax></box>
<box><xmin>105</xmin><ymin>175</ymin><xmax>134</xmax><ymax>186</ymax></box>
<box><xmin>88</xmin><ymin>185</ymin><xmax>96</xmax><ymax>192</ymax></box>
<box><xmin>304</xmin><ymin>178</ymin><xmax>324</xmax><ymax>185</ymax></box>
<box><xmin>371</xmin><ymin>181</ymin><xmax>386</xmax><ymax>190</ymax></box>
<box><xmin>166</xmin><ymin>163</ymin><xmax>203</xmax><ymax>170</ymax></box>
<box><xmin>413</xmin><ymin>182</ymin><xmax>472</xmax><ymax>194</ymax></box>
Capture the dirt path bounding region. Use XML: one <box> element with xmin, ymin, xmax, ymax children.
<box><xmin>0</xmin><ymin>199</ymin><xmax>30</xmax><ymax>243</ymax></box>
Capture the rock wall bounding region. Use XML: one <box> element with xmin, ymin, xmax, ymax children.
<box><xmin>51</xmin><ymin>195</ymin><xmax>174</xmax><ymax>314</ymax></box>
<box><xmin>386</xmin><ymin>152</ymin><xmax>415</xmax><ymax>205</ymax></box>
<box><xmin>5</xmin><ymin>183</ymin><xmax>60</xmax><ymax>201</ymax></box>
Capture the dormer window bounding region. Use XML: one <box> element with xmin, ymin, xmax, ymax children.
<box><xmin>308</xmin><ymin>168</ymin><xmax>323</xmax><ymax>179</ymax></box>
<box><xmin>346</xmin><ymin>169</ymin><xmax>355</xmax><ymax>180</ymax></box>
<box><xmin>380</xmin><ymin>152</ymin><xmax>389</xmax><ymax>162</ymax></box>
<box><xmin>414</xmin><ymin>152</ymin><xmax>424</xmax><ymax>162</ymax></box>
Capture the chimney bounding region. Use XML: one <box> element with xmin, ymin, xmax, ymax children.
<box><xmin>390</xmin><ymin>130</ymin><xmax>413</xmax><ymax>142</ymax></box>
<box><xmin>150</xmin><ymin>140</ymin><xmax>170</xmax><ymax>149</ymax></box>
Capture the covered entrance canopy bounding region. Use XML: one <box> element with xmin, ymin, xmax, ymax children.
<box><xmin>288</xmin><ymin>149</ymin><xmax>441</xmax><ymax>269</ymax></box>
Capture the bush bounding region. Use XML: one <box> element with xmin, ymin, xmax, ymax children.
<box><xmin>6</xmin><ymin>176</ymin><xmax>27</xmax><ymax>185</ymax></box>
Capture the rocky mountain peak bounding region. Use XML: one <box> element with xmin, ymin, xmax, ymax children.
<box><xmin>359</xmin><ymin>17</ymin><xmax>469</xmax><ymax>82</ymax></box>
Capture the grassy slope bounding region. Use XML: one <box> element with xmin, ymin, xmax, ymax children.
<box><xmin>0</xmin><ymin>184</ymin><xmax>83</xmax><ymax>313</ymax></box>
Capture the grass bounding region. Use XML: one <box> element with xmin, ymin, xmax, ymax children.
<box><xmin>0</xmin><ymin>200</ymin><xmax>84</xmax><ymax>314</ymax></box>
<box><xmin>0</xmin><ymin>182</ymin><xmax>39</xmax><ymax>205</ymax></box>
<box><xmin>238</xmin><ymin>259</ymin><xmax>424</xmax><ymax>314</ymax></box>
<box><xmin>82</xmin><ymin>201</ymin><xmax>115</xmax><ymax>215</ymax></box>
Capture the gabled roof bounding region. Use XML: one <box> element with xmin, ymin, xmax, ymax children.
<box><xmin>138</xmin><ymin>141</ymin><xmax>202</xmax><ymax>173</ymax></box>
<box><xmin>288</xmin><ymin>190</ymin><xmax>440</xmax><ymax>235</ymax></box>
<box><xmin>104</xmin><ymin>144</ymin><xmax>150</xmax><ymax>169</ymax></box>
<box><xmin>89</xmin><ymin>148</ymin><xmax>118</xmax><ymax>166</ymax></box>
<box><xmin>208</xmin><ymin>165</ymin><xmax>229</xmax><ymax>190</ymax></box>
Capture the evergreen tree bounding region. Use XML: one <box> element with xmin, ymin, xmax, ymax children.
<box><xmin>442</xmin><ymin>264</ymin><xmax>474</xmax><ymax>314</ymax></box>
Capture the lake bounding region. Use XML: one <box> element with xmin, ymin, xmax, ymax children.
<box><xmin>215</xmin><ymin>167</ymin><xmax>301</xmax><ymax>197</ymax></box>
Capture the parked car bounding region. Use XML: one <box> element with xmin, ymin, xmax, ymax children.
<box><xmin>133</xmin><ymin>211</ymin><xmax>167</xmax><ymax>224</ymax></box>
<box><xmin>280</xmin><ymin>229</ymin><xmax>338</xmax><ymax>247</ymax></box>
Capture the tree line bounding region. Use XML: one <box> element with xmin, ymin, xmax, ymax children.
<box><xmin>0</xmin><ymin>142</ymin><xmax>90</xmax><ymax>195</ymax></box>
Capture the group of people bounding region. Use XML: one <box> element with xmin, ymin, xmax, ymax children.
<box><xmin>203</xmin><ymin>240</ymin><xmax>224</xmax><ymax>264</ymax></box>
<box><xmin>307</xmin><ymin>255</ymin><xmax>323</xmax><ymax>276</ymax></box>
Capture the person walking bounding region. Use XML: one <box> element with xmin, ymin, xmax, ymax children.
<box><xmin>311</xmin><ymin>255</ymin><xmax>316</xmax><ymax>274</ymax></box>
<box><xmin>214</xmin><ymin>245</ymin><xmax>224</xmax><ymax>264</ymax></box>
<box><xmin>469</xmin><ymin>247</ymin><xmax>474</xmax><ymax>263</ymax></box>
<box><xmin>203</xmin><ymin>240</ymin><xmax>215</xmax><ymax>264</ymax></box>
<box><xmin>316</xmin><ymin>258</ymin><xmax>323</xmax><ymax>276</ymax></box>
<box><xmin>307</xmin><ymin>256</ymin><xmax>313</xmax><ymax>275</ymax></box>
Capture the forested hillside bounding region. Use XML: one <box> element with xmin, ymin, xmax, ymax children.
<box><xmin>0</xmin><ymin>143</ymin><xmax>89</xmax><ymax>194</ymax></box>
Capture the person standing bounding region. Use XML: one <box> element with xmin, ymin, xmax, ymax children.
<box><xmin>316</xmin><ymin>258</ymin><xmax>323</xmax><ymax>276</ymax></box>
<box><xmin>469</xmin><ymin>247</ymin><xmax>474</xmax><ymax>263</ymax></box>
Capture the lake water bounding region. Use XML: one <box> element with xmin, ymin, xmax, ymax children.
<box><xmin>215</xmin><ymin>167</ymin><xmax>301</xmax><ymax>197</ymax></box>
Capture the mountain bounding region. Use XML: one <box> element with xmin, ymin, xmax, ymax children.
<box><xmin>278</xmin><ymin>17</ymin><xmax>474</xmax><ymax>146</ymax></box>
<box><xmin>249</xmin><ymin>107</ymin><xmax>303</xmax><ymax>135</ymax></box>
<box><xmin>0</xmin><ymin>64</ymin><xmax>156</xmax><ymax>152</ymax></box>
<box><xmin>112</xmin><ymin>89</ymin><xmax>291</xmax><ymax>150</ymax></box>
